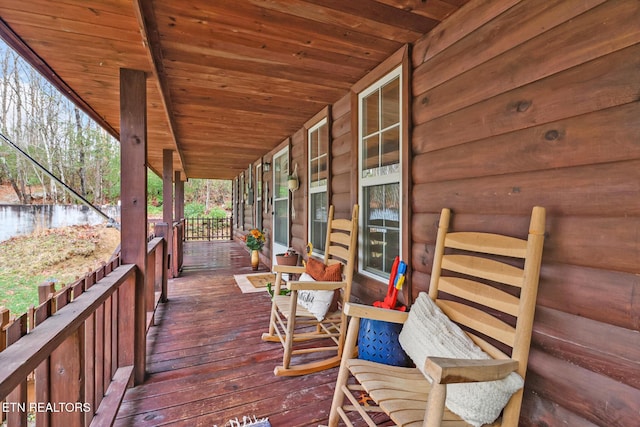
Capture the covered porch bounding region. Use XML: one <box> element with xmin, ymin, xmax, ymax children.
<box><xmin>0</xmin><ymin>0</ymin><xmax>637</xmax><ymax>426</ymax></box>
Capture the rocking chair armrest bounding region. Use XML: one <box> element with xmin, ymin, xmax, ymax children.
<box><xmin>272</xmin><ymin>265</ymin><xmax>306</xmax><ymax>274</ymax></box>
<box><xmin>343</xmin><ymin>302</ymin><xmax>409</xmax><ymax>324</ymax></box>
<box><xmin>425</xmin><ymin>357</ymin><xmax>519</xmax><ymax>384</ymax></box>
<box><xmin>287</xmin><ymin>280</ymin><xmax>346</xmax><ymax>291</ymax></box>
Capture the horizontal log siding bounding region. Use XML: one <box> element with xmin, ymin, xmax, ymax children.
<box><xmin>410</xmin><ymin>0</ymin><xmax>640</xmax><ymax>426</ymax></box>
<box><xmin>290</xmin><ymin>128</ymin><xmax>307</xmax><ymax>255</ymax></box>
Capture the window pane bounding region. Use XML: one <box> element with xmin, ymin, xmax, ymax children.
<box><xmin>381</xmin><ymin>77</ymin><xmax>400</xmax><ymax>128</ymax></box>
<box><xmin>310</xmin><ymin>130</ymin><xmax>319</xmax><ymax>159</ymax></box>
<box><xmin>362</xmin><ymin>91</ymin><xmax>379</xmax><ymax>137</ymax></box>
<box><xmin>310</xmin><ymin>159</ymin><xmax>319</xmax><ymax>186</ymax></box>
<box><xmin>274</xmin><ymin>155</ymin><xmax>288</xmax><ymax>198</ymax></box>
<box><xmin>318</xmin><ymin>124</ymin><xmax>328</xmax><ymax>156</ymax></box>
<box><xmin>256</xmin><ymin>166</ymin><xmax>262</xmax><ymax>198</ymax></box>
<box><xmin>256</xmin><ymin>200</ymin><xmax>262</xmax><ymax>230</ymax></box>
<box><xmin>362</xmin><ymin>135</ymin><xmax>379</xmax><ymax>175</ymax></box>
<box><xmin>274</xmin><ymin>199</ymin><xmax>288</xmax><ymax>246</ymax></box>
<box><xmin>381</xmin><ymin>126</ymin><xmax>400</xmax><ymax>167</ymax></box>
<box><xmin>363</xmin><ymin>183</ymin><xmax>400</xmax><ymax>277</ymax></box>
<box><xmin>317</xmin><ymin>154</ymin><xmax>327</xmax><ymax>186</ymax></box>
<box><xmin>310</xmin><ymin>192</ymin><xmax>328</xmax><ymax>254</ymax></box>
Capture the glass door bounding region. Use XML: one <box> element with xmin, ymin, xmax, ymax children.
<box><xmin>272</xmin><ymin>147</ymin><xmax>289</xmax><ymax>263</ymax></box>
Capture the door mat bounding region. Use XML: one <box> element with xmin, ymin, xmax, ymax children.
<box><xmin>233</xmin><ymin>273</ymin><xmax>276</xmax><ymax>293</ymax></box>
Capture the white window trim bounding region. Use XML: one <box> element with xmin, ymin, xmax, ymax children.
<box><xmin>308</xmin><ymin>117</ymin><xmax>328</xmax><ymax>257</ymax></box>
<box><xmin>358</xmin><ymin>66</ymin><xmax>403</xmax><ymax>282</ymax></box>
<box><xmin>255</xmin><ymin>163</ymin><xmax>262</xmax><ymax>229</ymax></box>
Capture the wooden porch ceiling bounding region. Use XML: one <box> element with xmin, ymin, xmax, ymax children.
<box><xmin>0</xmin><ymin>0</ymin><xmax>470</xmax><ymax>180</ymax></box>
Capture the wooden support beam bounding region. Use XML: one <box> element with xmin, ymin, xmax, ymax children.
<box><xmin>175</xmin><ymin>171</ymin><xmax>184</xmax><ymax>221</ymax></box>
<box><xmin>163</xmin><ymin>149</ymin><xmax>174</xmax><ymax>278</ymax></box>
<box><xmin>174</xmin><ymin>172</ymin><xmax>184</xmax><ymax>275</ymax></box>
<box><xmin>132</xmin><ymin>0</ymin><xmax>186</xmax><ymax>176</ymax></box>
<box><xmin>119</xmin><ymin>68</ymin><xmax>148</xmax><ymax>385</ymax></box>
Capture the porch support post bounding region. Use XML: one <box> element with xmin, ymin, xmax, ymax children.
<box><xmin>174</xmin><ymin>171</ymin><xmax>184</xmax><ymax>274</ymax></box>
<box><xmin>119</xmin><ymin>68</ymin><xmax>147</xmax><ymax>385</ymax></box>
<box><xmin>175</xmin><ymin>171</ymin><xmax>184</xmax><ymax>221</ymax></box>
<box><xmin>162</xmin><ymin>149</ymin><xmax>174</xmax><ymax>278</ymax></box>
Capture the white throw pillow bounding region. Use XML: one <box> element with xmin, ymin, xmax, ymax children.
<box><xmin>296</xmin><ymin>272</ymin><xmax>335</xmax><ymax>321</ymax></box>
<box><xmin>398</xmin><ymin>292</ymin><xmax>524</xmax><ymax>427</ymax></box>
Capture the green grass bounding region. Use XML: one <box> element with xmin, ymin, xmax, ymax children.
<box><xmin>0</xmin><ymin>272</ymin><xmax>49</xmax><ymax>314</ymax></box>
<box><xmin>0</xmin><ymin>225</ymin><xmax>119</xmax><ymax>317</ymax></box>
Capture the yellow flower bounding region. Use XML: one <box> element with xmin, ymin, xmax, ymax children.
<box><xmin>245</xmin><ymin>229</ymin><xmax>265</xmax><ymax>250</ymax></box>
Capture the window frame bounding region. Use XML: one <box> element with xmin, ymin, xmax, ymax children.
<box><xmin>352</xmin><ymin>45</ymin><xmax>410</xmax><ymax>285</ymax></box>
<box><xmin>307</xmin><ymin>116</ymin><xmax>329</xmax><ymax>257</ymax></box>
<box><xmin>358</xmin><ymin>67</ymin><xmax>402</xmax><ymax>281</ymax></box>
<box><xmin>255</xmin><ymin>162</ymin><xmax>263</xmax><ymax>230</ymax></box>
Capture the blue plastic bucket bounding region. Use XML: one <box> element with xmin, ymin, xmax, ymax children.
<box><xmin>357</xmin><ymin>318</ymin><xmax>410</xmax><ymax>367</ymax></box>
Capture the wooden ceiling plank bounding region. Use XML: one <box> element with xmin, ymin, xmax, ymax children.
<box><xmin>161</xmin><ymin>39</ymin><xmax>368</xmax><ymax>82</ymax></box>
<box><xmin>176</xmin><ymin>105</ymin><xmax>298</xmax><ymax>128</ymax></box>
<box><xmin>166</xmin><ymin>74</ymin><xmax>344</xmax><ymax>105</ymax></box>
<box><xmin>17</xmin><ymin>29</ymin><xmax>150</xmax><ymax>70</ymax></box>
<box><xmin>0</xmin><ymin>0</ymin><xmax>136</xmax><ymax>29</ymax></box>
<box><xmin>162</xmin><ymin>44</ymin><xmax>364</xmax><ymax>87</ymax></box>
<box><xmin>373</xmin><ymin>0</ymin><xmax>459</xmax><ymax>20</ymax></box>
<box><xmin>246</xmin><ymin>0</ymin><xmax>426</xmax><ymax>43</ymax></box>
<box><xmin>158</xmin><ymin>17</ymin><xmax>379</xmax><ymax>74</ymax></box>
<box><xmin>157</xmin><ymin>1</ymin><xmax>399</xmax><ymax>60</ymax></box>
<box><xmin>304</xmin><ymin>0</ymin><xmax>440</xmax><ymax>31</ymax></box>
<box><xmin>27</xmin><ymin>0</ymin><xmax>139</xmax><ymax>17</ymax></box>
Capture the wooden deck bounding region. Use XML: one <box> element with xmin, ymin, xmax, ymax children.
<box><xmin>115</xmin><ymin>241</ymin><xmax>339</xmax><ymax>427</ymax></box>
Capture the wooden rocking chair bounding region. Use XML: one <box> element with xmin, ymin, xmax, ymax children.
<box><xmin>323</xmin><ymin>206</ymin><xmax>545</xmax><ymax>427</ymax></box>
<box><xmin>261</xmin><ymin>205</ymin><xmax>358</xmax><ymax>376</ymax></box>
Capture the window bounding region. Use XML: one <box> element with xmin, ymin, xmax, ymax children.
<box><xmin>359</xmin><ymin>67</ymin><xmax>402</xmax><ymax>280</ymax></box>
<box><xmin>308</xmin><ymin>118</ymin><xmax>329</xmax><ymax>255</ymax></box>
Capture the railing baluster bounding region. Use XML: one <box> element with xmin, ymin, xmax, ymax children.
<box><xmin>49</xmin><ymin>326</ymin><xmax>83</xmax><ymax>427</ymax></box>
<box><xmin>6</xmin><ymin>313</ymin><xmax>28</xmax><ymax>427</ymax></box>
<box><xmin>83</xmin><ymin>310</ymin><xmax>95</xmax><ymax>426</ymax></box>
<box><xmin>94</xmin><ymin>304</ymin><xmax>104</xmax><ymax>411</ymax></box>
<box><xmin>0</xmin><ymin>307</ymin><xmax>9</xmax><ymax>425</ymax></box>
<box><xmin>34</xmin><ymin>298</ymin><xmax>53</xmax><ymax>427</ymax></box>
<box><xmin>103</xmin><ymin>296</ymin><xmax>112</xmax><ymax>397</ymax></box>
<box><xmin>111</xmin><ymin>289</ymin><xmax>119</xmax><ymax>379</ymax></box>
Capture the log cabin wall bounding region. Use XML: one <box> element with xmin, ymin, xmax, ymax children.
<box><xmin>408</xmin><ymin>0</ymin><xmax>639</xmax><ymax>425</ymax></box>
<box><xmin>232</xmin><ymin>0</ymin><xmax>639</xmax><ymax>424</ymax></box>
<box><xmin>290</xmin><ymin>128</ymin><xmax>308</xmax><ymax>255</ymax></box>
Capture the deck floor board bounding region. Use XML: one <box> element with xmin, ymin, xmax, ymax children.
<box><xmin>115</xmin><ymin>241</ymin><xmax>349</xmax><ymax>427</ymax></box>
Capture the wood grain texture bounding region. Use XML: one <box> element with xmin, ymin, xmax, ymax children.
<box><xmin>116</xmin><ymin>241</ymin><xmax>340</xmax><ymax>426</ymax></box>
<box><xmin>1</xmin><ymin>0</ymin><xmax>472</xmax><ymax>179</ymax></box>
<box><xmin>527</xmin><ymin>349</ymin><xmax>640</xmax><ymax>427</ymax></box>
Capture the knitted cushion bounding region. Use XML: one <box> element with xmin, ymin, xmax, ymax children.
<box><xmin>398</xmin><ymin>293</ymin><xmax>524</xmax><ymax>427</ymax></box>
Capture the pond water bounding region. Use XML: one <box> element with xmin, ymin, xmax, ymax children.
<box><xmin>0</xmin><ymin>204</ymin><xmax>120</xmax><ymax>242</ymax></box>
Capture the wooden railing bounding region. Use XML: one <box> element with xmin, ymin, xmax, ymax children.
<box><xmin>184</xmin><ymin>216</ymin><xmax>232</xmax><ymax>241</ymax></box>
<box><xmin>0</xmin><ymin>237</ymin><xmax>168</xmax><ymax>427</ymax></box>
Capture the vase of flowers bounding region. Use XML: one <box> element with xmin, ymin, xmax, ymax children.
<box><xmin>244</xmin><ymin>229</ymin><xmax>265</xmax><ymax>270</ymax></box>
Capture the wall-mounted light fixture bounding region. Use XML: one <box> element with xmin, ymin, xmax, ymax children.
<box><xmin>263</xmin><ymin>161</ymin><xmax>271</xmax><ymax>172</ymax></box>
